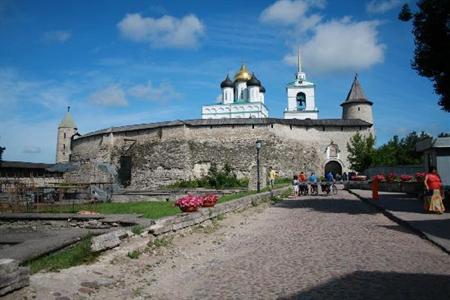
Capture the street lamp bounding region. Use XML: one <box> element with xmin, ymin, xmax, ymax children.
<box><xmin>256</xmin><ymin>140</ymin><xmax>262</xmax><ymax>192</ymax></box>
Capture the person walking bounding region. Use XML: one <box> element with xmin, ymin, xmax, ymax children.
<box><xmin>292</xmin><ymin>175</ymin><xmax>299</xmax><ymax>197</ymax></box>
<box><xmin>268</xmin><ymin>167</ymin><xmax>278</xmax><ymax>190</ymax></box>
<box><xmin>424</xmin><ymin>166</ymin><xmax>445</xmax><ymax>214</ymax></box>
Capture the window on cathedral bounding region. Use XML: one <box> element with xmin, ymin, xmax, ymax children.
<box><xmin>296</xmin><ymin>92</ymin><xmax>306</xmax><ymax>111</ymax></box>
<box><xmin>358</xmin><ymin>107</ymin><xmax>360</xmax><ymax>111</ymax></box>
<box><xmin>63</xmin><ymin>144</ymin><xmax>65</xmax><ymax>150</ymax></box>
<box><xmin>64</xmin><ymin>132</ymin><xmax>66</xmax><ymax>139</ymax></box>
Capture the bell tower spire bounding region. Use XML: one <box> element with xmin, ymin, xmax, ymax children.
<box><xmin>295</xmin><ymin>47</ymin><xmax>306</xmax><ymax>82</ymax></box>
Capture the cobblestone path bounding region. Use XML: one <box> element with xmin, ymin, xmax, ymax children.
<box><xmin>11</xmin><ymin>190</ymin><xmax>450</xmax><ymax>300</ymax></box>
<box><xmin>150</xmin><ymin>190</ymin><xmax>450</xmax><ymax>300</ymax></box>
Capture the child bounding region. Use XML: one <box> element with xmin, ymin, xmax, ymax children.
<box><xmin>292</xmin><ymin>175</ymin><xmax>299</xmax><ymax>197</ymax></box>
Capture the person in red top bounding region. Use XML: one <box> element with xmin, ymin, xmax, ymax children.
<box><xmin>424</xmin><ymin>166</ymin><xmax>445</xmax><ymax>214</ymax></box>
<box><xmin>298</xmin><ymin>171</ymin><xmax>308</xmax><ymax>195</ymax></box>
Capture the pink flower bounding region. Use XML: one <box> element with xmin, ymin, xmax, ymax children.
<box><xmin>175</xmin><ymin>194</ymin><xmax>204</xmax><ymax>209</ymax></box>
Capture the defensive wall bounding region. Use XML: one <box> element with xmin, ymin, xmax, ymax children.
<box><xmin>69</xmin><ymin>118</ymin><xmax>373</xmax><ymax>190</ymax></box>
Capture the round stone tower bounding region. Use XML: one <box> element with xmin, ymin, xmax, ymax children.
<box><xmin>56</xmin><ymin>106</ymin><xmax>78</xmax><ymax>163</ymax></box>
<box><xmin>341</xmin><ymin>74</ymin><xmax>374</xmax><ymax>124</ymax></box>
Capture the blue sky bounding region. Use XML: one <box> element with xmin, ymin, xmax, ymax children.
<box><xmin>0</xmin><ymin>0</ymin><xmax>448</xmax><ymax>163</ymax></box>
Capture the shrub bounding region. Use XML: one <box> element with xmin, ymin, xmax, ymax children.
<box><xmin>127</xmin><ymin>250</ymin><xmax>140</xmax><ymax>259</ymax></box>
<box><xmin>131</xmin><ymin>225</ymin><xmax>144</xmax><ymax>235</ymax></box>
<box><xmin>167</xmin><ymin>163</ymin><xmax>248</xmax><ymax>189</ymax></box>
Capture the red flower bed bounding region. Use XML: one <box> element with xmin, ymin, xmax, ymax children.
<box><xmin>385</xmin><ymin>173</ymin><xmax>398</xmax><ymax>182</ymax></box>
<box><xmin>175</xmin><ymin>194</ymin><xmax>203</xmax><ymax>212</ymax></box>
<box><xmin>201</xmin><ymin>194</ymin><xmax>218</xmax><ymax>207</ymax></box>
<box><xmin>399</xmin><ymin>175</ymin><xmax>413</xmax><ymax>182</ymax></box>
<box><xmin>352</xmin><ymin>175</ymin><xmax>368</xmax><ymax>181</ymax></box>
<box><xmin>415</xmin><ymin>172</ymin><xmax>426</xmax><ymax>182</ymax></box>
<box><xmin>372</xmin><ymin>174</ymin><xmax>386</xmax><ymax>181</ymax></box>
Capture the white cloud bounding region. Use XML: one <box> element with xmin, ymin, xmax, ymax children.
<box><xmin>88</xmin><ymin>85</ymin><xmax>128</xmax><ymax>107</ymax></box>
<box><xmin>259</xmin><ymin>0</ymin><xmax>325</xmax><ymax>31</ymax></box>
<box><xmin>283</xmin><ymin>18</ymin><xmax>385</xmax><ymax>73</ymax></box>
<box><xmin>366</xmin><ymin>0</ymin><xmax>401</xmax><ymax>14</ymax></box>
<box><xmin>0</xmin><ymin>68</ymin><xmax>73</xmax><ymax>110</ymax></box>
<box><xmin>43</xmin><ymin>30</ymin><xmax>71</xmax><ymax>43</ymax></box>
<box><xmin>128</xmin><ymin>81</ymin><xmax>181</xmax><ymax>102</ymax></box>
<box><xmin>117</xmin><ymin>13</ymin><xmax>204</xmax><ymax>48</ymax></box>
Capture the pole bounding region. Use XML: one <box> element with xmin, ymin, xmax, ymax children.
<box><xmin>256</xmin><ymin>147</ymin><xmax>260</xmax><ymax>192</ymax></box>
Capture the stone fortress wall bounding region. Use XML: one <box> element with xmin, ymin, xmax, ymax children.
<box><xmin>69</xmin><ymin>118</ymin><xmax>372</xmax><ymax>191</ymax></box>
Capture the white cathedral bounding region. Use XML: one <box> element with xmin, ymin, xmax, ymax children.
<box><xmin>201</xmin><ymin>65</ymin><xmax>269</xmax><ymax>119</ymax></box>
<box><xmin>202</xmin><ymin>50</ymin><xmax>319</xmax><ymax>120</ymax></box>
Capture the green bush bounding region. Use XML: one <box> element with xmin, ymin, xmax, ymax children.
<box><xmin>131</xmin><ymin>225</ymin><xmax>144</xmax><ymax>235</ymax></box>
<box><xmin>127</xmin><ymin>250</ymin><xmax>140</xmax><ymax>259</ymax></box>
<box><xmin>167</xmin><ymin>163</ymin><xmax>249</xmax><ymax>189</ymax></box>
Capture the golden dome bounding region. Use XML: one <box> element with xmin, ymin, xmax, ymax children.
<box><xmin>234</xmin><ymin>64</ymin><xmax>252</xmax><ymax>82</ymax></box>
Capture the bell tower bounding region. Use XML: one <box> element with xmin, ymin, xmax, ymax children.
<box><xmin>284</xmin><ymin>48</ymin><xmax>319</xmax><ymax>119</ymax></box>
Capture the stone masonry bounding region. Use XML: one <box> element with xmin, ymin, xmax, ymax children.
<box><xmin>68</xmin><ymin>119</ymin><xmax>372</xmax><ymax>190</ymax></box>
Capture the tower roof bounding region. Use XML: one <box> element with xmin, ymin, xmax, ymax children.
<box><xmin>341</xmin><ymin>74</ymin><xmax>373</xmax><ymax>106</ymax></box>
<box><xmin>220</xmin><ymin>75</ymin><xmax>234</xmax><ymax>88</ymax></box>
<box><xmin>234</xmin><ymin>64</ymin><xmax>252</xmax><ymax>82</ymax></box>
<box><xmin>59</xmin><ymin>107</ymin><xmax>77</xmax><ymax>128</ymax></box>
<box><xmin>247</xmin><ymin>74</ymin><xmax>261</xmax><ymax>87</ymax></box>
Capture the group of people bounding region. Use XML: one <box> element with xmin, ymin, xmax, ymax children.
<box><xmin>291</xmin><ymin>171</ymin><xmax>336</xmax><ymax>197</ymax></box>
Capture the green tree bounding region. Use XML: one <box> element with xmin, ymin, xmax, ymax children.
<box><xmin>372</xmin><ymin>131</ymin><xmax>430</xmax><ymax>166</ymax></box>
<box><xmin>399</xmin><ymin>0</ymin><xmax>450</xmax><ymax>111</ymax></box>
<box><xmin>346</xmin><ymin>133</ymin><xmax>375</xmax><ymax>172</ymax></box>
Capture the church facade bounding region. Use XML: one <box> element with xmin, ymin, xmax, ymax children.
<box><xmin>201</xmin><ymin>65</ymin><xmax>269</xmax><ymax>119</ymax></box>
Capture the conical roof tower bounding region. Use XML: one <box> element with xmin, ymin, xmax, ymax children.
<box><xmin>341</xmin><ymin>74</ymin><xmax>374</xmax><ymax>125</ymax></box>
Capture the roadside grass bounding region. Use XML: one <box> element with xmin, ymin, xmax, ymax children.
<box><xmin>25</xmin><ymin>186</ymin><xmax>291</xmax><ymax>274</ymax></box>
<box><xmin>33</xmin><ymin>184</ymin><xmax>290</xmax><ymax>218</ymax></box>
<box><xmin>127</xmin><ymin>249</ymin><xmax>141</xmax><ymax>259</ymax></box>
<box><xmin>149</xmin><ymin>236</ymin><xmax>173</xmax><ymax>248</ymax></box>
<box><xmin>26</xmin><ymin>237</ymin><xmax>98</xmax><ymax>274</ymax></box>
<box><xmin>37</xmin><ymin>201</ymin><xmax>179</xmax><ymax>219</ymax></box>
<box><xmin>131</xmin><ymin>224</ymin><xmax>145</xmax><ymax>235</ymax></box>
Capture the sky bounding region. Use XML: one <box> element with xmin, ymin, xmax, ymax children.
<box><xmin>0</xmin><ymin>0</ymin><xmax>449</xmax><ymax>163</ymax></box>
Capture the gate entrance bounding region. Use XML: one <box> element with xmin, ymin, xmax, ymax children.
<box><xmin>324</xmin><ymin>161</ymin><xmax>342</xmax><ymax>176</ymax></box>
<box><xmin>118</xmin><ymin>156</ymin><xmax>132</xmax><ymax>187</ymax></box>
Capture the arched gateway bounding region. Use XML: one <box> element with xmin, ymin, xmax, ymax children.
<box><xmin>324</xmin><ymin>160</ymin><xmax>342</xmax><ymax>176</ymax></box>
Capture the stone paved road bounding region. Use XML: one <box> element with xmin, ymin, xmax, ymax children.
<box><xmin>151</xmin><ymin>190</ymin><xmax>450</xmax><ymax>300</ymax></box>
<box><xmin>9</xmin><ymin>190</ymin><xmax>450</xmax><ymax>300</ymax></box>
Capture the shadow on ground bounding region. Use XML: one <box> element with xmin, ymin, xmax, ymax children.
<box><xmin>407</xmin><ymin>218</ymin><xmax>450</xmax><ymax>241</ymax></box>
<box><xmin>276</xmin><ymin>198</ymin><xmax>377</xmax><ymax>215</ymax></box>
<box><xmin>279</xmin><ymin>271</ymin><xmax>450</xmax><ymax>300</ymax></box>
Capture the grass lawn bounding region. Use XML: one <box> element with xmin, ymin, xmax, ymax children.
<box><xmin>27</xmin><ymin>237</ymin><xmax>98</xmax><ymax>274</ymax></box>
<box><xmin>36</xmin><ymin>184</ymin><xmax>290</xmax><ymax>218</ymax></box>
<box><xmin>38</xmin><ymin>201</ymin><xmax>180</xmax><ymax>219</ymax></box>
